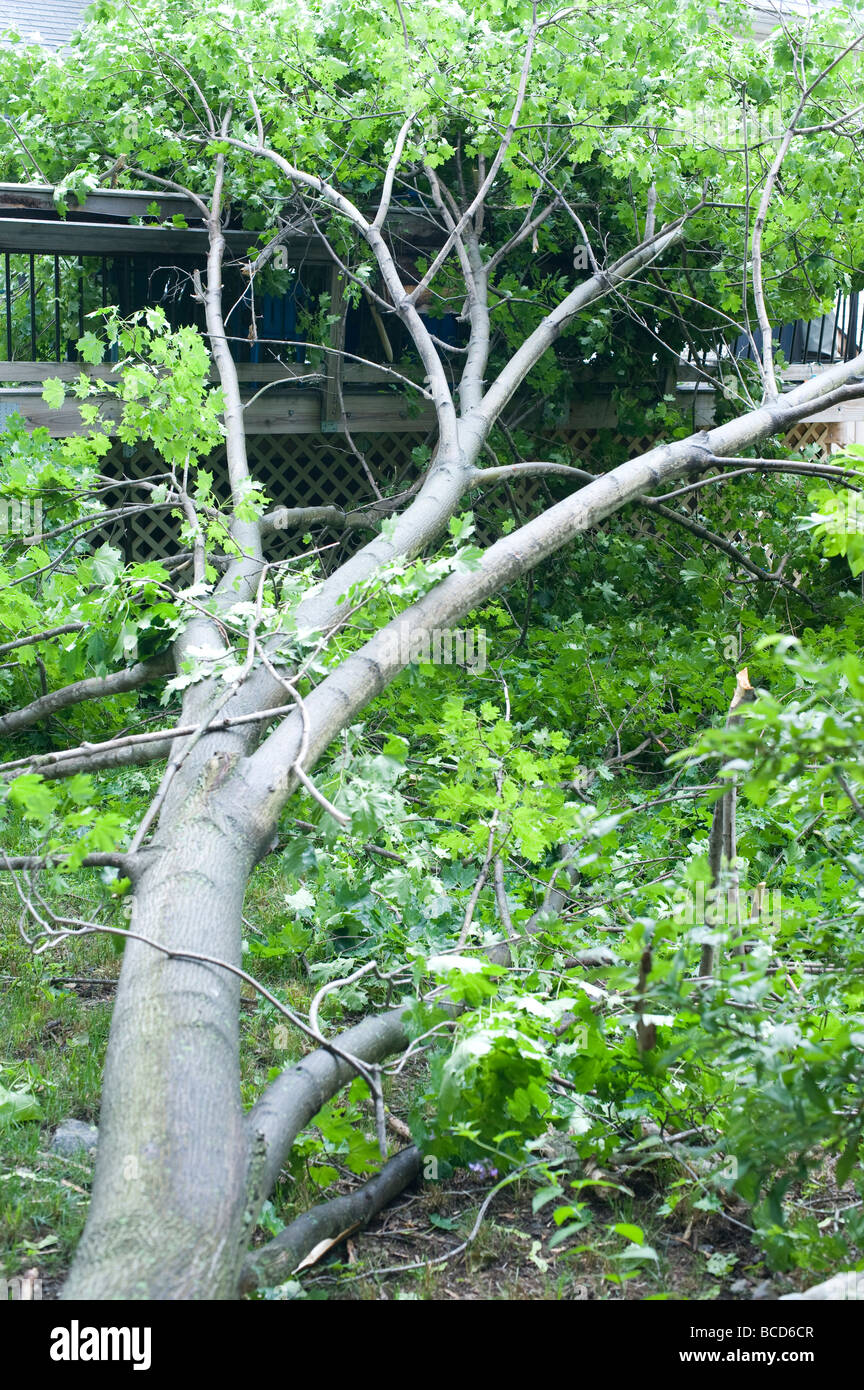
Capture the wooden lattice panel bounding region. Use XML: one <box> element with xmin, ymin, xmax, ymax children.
<box><xmin>92</xmin><ymin>444</ymin><xmax>183</xmax><ymax>562</ymax></box>
<box><xmin>783</xmin><ymin>421</ymin><xmax>845</xmax><ymax>458</ymax></box>
<box><xmin>91</xmin><ymin>420</ymin><xmax>846</xmax><ymax>563</ymax></box>
<box><xmin>473</xmin><ymin>428</ymin><xmax>664</xmax><ymax>541</ymax></box>
<box><xmin>95</xmin><ymin>434</ymin><xmax>420</xmax><ymax>562</ymax></box>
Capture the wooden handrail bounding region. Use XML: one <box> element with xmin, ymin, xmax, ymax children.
<box><xmin>0</xmin><ymin>360</ymin><xmax>423</xmax><ymax>385</ymax></box>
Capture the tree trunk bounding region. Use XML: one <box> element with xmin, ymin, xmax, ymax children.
<box><xmin>63</xmin><ymin>788</ymin><xmax>258</xmax><ymax>1300</ymax></box>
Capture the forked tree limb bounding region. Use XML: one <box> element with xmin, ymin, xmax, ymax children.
<box><xmin>211</xmin><ymin>132</ymin><xmax>460</xmax><ymax>455</ymax></box>
<box><xmin>246</xmin><ymin>349</ymin><xmax>864</xmax><ymax>823</ymax></box>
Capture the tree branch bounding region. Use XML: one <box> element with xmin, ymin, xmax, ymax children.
<box><xmin>406</xmin><ymin>12</ymin><xmax>541</xmax><ymax>302</ymax></box>
<box><xmin>473</xmin><ymin>218</ymin><xmax>688</xmax><ymax>431</ymax></box>
<box><xmin>751</xmin><ymin>33</ymin><xmax>864</xmax><ymax>401</ymax></box>
<box><xmin>208</xmin><ymin>133</ymin><xmax>459</xmax><ymax>456</ymax></box>
<box><xmin>0</xmin><ymin>852</ymin><xmax>129</xmax><ymax>872</ymax></box>
<box><xmin>372</xmin><ymin>114</ymin><xmax>415</xmax><ymax>230</ymax></box>
<box><xmin>202</xmin><ymin>120</ymin><xmax>264</xmax><ymax>585</ymax></box>
<box><xmin>0</xmin><ymin>651</ymin><xmax>174</xmax><ymax>737</ymax></box>
<box><xmin>0</xmin><ymin>623</ymin><xmax>86</xmax><ymax>657</ymax></box>
<box><xmin>246</xmin><ymin>1007</ymin><xmax>410</xmax><ymax>1199</ymax></box>
<box><xmin>239</xmin><ymin>1145</ymin><xmax>421</xmax><ymax>1293</ymax></box>
<box><xmin>245</xmin><ymin>343</ymin><xmax>864</xmax><ymax>826</ymax></box>
<box><xmin>1</xmin><ymin>703</ymin><xmax>294</xmax><ymax>781</ymax></box>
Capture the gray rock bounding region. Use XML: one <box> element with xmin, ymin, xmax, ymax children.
<box><xmin>781</xmin><ymin>1271</ymin><xmax>864</xmax><ymax>1301</ymax></box>
<box><xmin>51</xmin><ymin>1119</ymin><xmax>98</xmax><ymax>1157</ymax></box>
<box><xmin>751</xmin><ymin>1279</ymin><xmax>777</xmax><ymax>1300</ymax></box>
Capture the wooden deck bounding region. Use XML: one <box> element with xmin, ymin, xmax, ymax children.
<box><xmin>0</xmin><ymin>361</ymin><xmax>437</xmax><ymax>435</ymax></box>
<box><xmin>1</xmin><ymin>182</ymin><xmax>861</xmax><ymax>438</ymax></box>
<box><xmin>0</xmin><ymin>361</ymin><xmax>857</xmax><ymax>436</ymax></box>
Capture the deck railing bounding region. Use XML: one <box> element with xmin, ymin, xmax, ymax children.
<box><xmin>735</xmin><ymin>292</ymin><xmax>862</xmax><ymax>366</ymax></box>
<box><xmin>0</xmin><ymin>248</ymin><xmax>312</xmax><ymax>365</ymax></box>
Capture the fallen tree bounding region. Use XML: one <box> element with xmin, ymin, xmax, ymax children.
<box><xmin>1</xmin><ymin>0</ymin><xmax>863</xmax><ymax>1298</ymax></box>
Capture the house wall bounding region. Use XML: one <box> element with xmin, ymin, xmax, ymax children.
<box><xmin>0</xmin><ymin>0</ymin><xmax>91</xmax><ymax>49</ymax></box>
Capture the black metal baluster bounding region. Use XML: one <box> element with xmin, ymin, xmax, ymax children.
<box><xmin>4</xmin><ymin>254</ymin><xmax>11</xmax><ymax>360</ymax></box>
<box><xmin>53</xmin><ymin>255</ymin><xmax>61</xmax><ymax>361</ymax></box>
<box><xmin>29</xmin><ymin>253</ymin><xmax>36</xmax><ymax>358</ymax></box>
<box><xmin>78</xmin><ymin>255</ymin><xmax>85</xmax><ymax>341</ymax></box>
<box><xmin>846</xmin><ymin>293</ymin><xmax>859</xmax><ymax>361</ymax></box>
<box><xmin>106</xmin><ymin>260</ymin><xmax>119</xmax><ymax>362</ymax></box>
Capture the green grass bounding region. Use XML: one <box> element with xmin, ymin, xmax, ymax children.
<box><xmin>0</xmin><ymin>850</ymin><xmax>346</xmax><ymax>1289</ymax></box>
<box><xmin>0</xmin><ymin>932</ymin><xmax>115</xmax><ymax>1282</ymax></box>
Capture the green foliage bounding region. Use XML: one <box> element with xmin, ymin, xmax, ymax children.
<box><xmin>799</xmin><ymin>447</ymin><xmax>864</xmax><ymax>576</ymax></box>
<box><xmin>42</xmin><ymin>309</ymin><xmax>224</xmax><ymax>467</ymax></box>
<box><xmin>2</xmin><ymin>0</ymin><xmax>861</xmax><ymax>418</ymax></box>
<box><xmin>3</xmin><ymin>0</ymin><xmax>864</xmax><ymax>1295</ymax></box>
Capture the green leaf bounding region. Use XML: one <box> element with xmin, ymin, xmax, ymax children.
<box><xmin>612</xmin><ymin>1222</ymin><xmax>644</xmax><ymax>1245</ymax></box>
<box><xmin>835</xmin><ymin>1137</ymin><xmax>860</xmax><ymax>1189</ymax></box>
<box><xmin>77</xmin><ymin>331</ymin><xmax>104</xmax><ymax>365</ymax></box>
<box><xmin>0</xmin><ymin>1083</ymin><xmax>41</xmax><ymax>1127</ymax></box>
<box><xmin>42</xmin><ymin>378</ymin><xmax>66</xmax><ymax>409</ymax></box>
<box><xmin>614</xmin><ymin>1243</ymin><xmax>658</xmax><ymax>1262</ymax></box>
<box><xmin>429</xmin><ymin>1213</ymin><xmax>458</xmax><ymax>1230</ymax></box>
<box><xmin>532</xmin><ymin>1186</ymin><xmax>563</xmax><ymax>1214</ymax></box>
<box><xmin>90</xmin><ymin>543</ymin><xmax>124</xmax><ymax>585</ymax></box>
<box><xmin>6</xmin><ymin>774</ymin><xmax>56</xmax><ymax>822</ymax></box>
